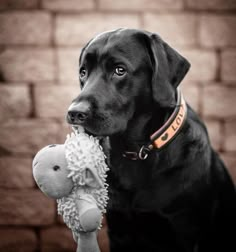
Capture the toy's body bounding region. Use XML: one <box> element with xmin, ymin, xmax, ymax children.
<box><xmin>32</xmin><ymin>129</ymin><xmax>109</xmax><ymax>252</ymax></box>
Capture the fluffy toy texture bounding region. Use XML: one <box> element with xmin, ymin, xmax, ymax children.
<box><xmin>32</xmin><ymin>128</ymin><xmax>109</xmax><ymax>248</ymax></box>
<box><xmin>57</xmin><ymin>130</ymin><xmax>109</xmax><ymax>240</ymax></box>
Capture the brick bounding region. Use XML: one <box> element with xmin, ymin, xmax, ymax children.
<box><xmin>0</xmin><ymin>48</ymin><xmax>55</xmax><ymax>82</ymax></box>
<box><xmin>57</xmin><ymin>48</ymin><xmax>81</xmax><ymax>81</ymax></box>
<box><xmin>34</xmin><ymin>85</ymin><xmax>79</xmax><ymax>118</ymax></box>
<box><xmin>98</xmin><ymin>222</ymin><xmax>110</xmax><ymax>252</ymax></box>
<box><xmin>181</xmin><ymin>82</ymin><xmax>199</xmax><ymax>113</ymax></box>
<box><xmin>224</xmin><ymin>121</ymin><xmax>236</xmax><ymax>152</ymax></box>
<box><xmin>221</xmin><ymin>153</ymin><xmax>236</xmax><ymax>184</ymax></box>
<box><xmin>182</xmin><ymin>49</ymin><xmax>217</xmax><ymax>81</ymax></box>
<box><xmin>42</xmin><ymin>0</ymin><xmax>95</xmax><ymax>11</ymax></box>
<box><xmin>0</xmin><ymin>120</ymin><xmax>60</xmax><ymax>154</ymax></box>
<box><xmin>0</xmin><ymin>0</ymin><xmax>38</xmax><ymax>10</ymax></box>
<box><xmin>0</xmin><ymin>12</ymin><xmax>52</xmax><ymax>45</ymax></box>
<box><xmin>0</xmin><ymin>189</ymin><xmax>55</xmax><ymax>225</ymax></box>
<box><xmin>199</xmin><ymin>15</ymin><xmax>236</xmax><ymax>48</ymax></box>
<box><xmin>221</xmin><ymin>50</ymin><xmax>236</xmax><ymax>82</ymax></box>
<box><xmin>143</xmin><ymin>14</ymin><xmax>197</xmax><ymax>47</ymax></box>
<box><xmin>99</xmin><ymin>0</ymin><xmax>183</xmax><ymax>10</ymax></box>
<box><xmin>58</xmin><ymin>122</ymin><xmax>75</xmax><ymax>144</ymax></box>
<box><xmin>186</xmin><ymin>0</ymin><xmax>236</xmax><ymax>10</ymax></box>
<box><xmin>0</xmin><ymin>157</ymin><xmax>34</xmax><ymax>188</ymax></box>
<box><xmin>41</xmin><ymin>226</ymin><xmax>76</xmax><ymax>252</ymax></box>
<box><xmin>0</xmin><ymin>228</ymin><xmax>37</xmax><ymax>252</ymax></box>
<box><xmin>55</xmin><ymin>14</ymin><xmax>140</xmax><ymax>46</ymax></box>
<box><xmin>204</xmin><ymin>120</ymin><xmax>221</xmax><ymax>151</ymax></box>
<box><xmin>202</xmin><ymin>85</ymin><xmax>236</xmax><ymax>118</ymax></box>
<box><xmin>0</xmin><ymin>85</ymin><xmax>31</xmax><ymax>123</ymax></box>
<box><xmin>57</xmin><ymin>214</ymin><xmax>65</xmax><ymax>224</ymax></box>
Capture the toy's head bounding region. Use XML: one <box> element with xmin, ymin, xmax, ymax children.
<box><xmin>32</xmin><ymin>134</ymin><xmax>108</xmax><ymax>200</ymax></box>
<box><xmin>32</xmin><ymin>144</ymin><xmax>73</xmax><ymax>199</ymax></box>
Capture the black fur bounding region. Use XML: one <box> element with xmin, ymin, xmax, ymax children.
<box><xmin>68</xmin><ymin>28</ymin><xmax>236</xmax><ymax>252</ymax></box>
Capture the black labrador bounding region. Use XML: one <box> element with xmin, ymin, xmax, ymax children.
<box><xmin>67</xmin><ymin>28</ymin><xmax>236</xmax><ymax>252</ymax></box>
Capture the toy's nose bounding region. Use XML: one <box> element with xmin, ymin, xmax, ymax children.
<box><xmin>67</xmin><ymin>101</ymin><xmax>91</xmax><ymax>124</ymax></box>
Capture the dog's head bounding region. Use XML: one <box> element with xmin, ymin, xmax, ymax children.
<box><xmin>67</xmin><ymin>28</ymin><xmax>190</xmax><ymax>136</ymax></box>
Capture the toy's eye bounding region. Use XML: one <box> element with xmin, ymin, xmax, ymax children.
<box><xmin>53</xmin><ymin>165</ymin><xmax>60</xmax><ymax>171</ymax></box>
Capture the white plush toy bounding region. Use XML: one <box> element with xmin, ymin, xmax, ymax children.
<box><xmin>32</xmin><ymin>127</ymin><xmax>109</xmax><ymax>252</ymax></box>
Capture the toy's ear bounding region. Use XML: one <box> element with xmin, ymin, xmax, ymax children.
<box><xmin>83</xmin><ymin>168</ymin><xmax>103</xmax><ymax>188</ymax></box>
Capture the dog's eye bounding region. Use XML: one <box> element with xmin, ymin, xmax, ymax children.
<box><xmin>79</xmin><ymin>68</ymin><xmax>87</xmax><ymax>78</ymax></box>
<box><xmin>114</xmin><ymin>67</ymin><xmax>126</xmax><ymax>76</ymax></box>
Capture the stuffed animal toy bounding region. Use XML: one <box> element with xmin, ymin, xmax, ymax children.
<box><xmin>32</xmin><ymin>127</ymin><xmax>109</xmax><ymax>252</ymax></box>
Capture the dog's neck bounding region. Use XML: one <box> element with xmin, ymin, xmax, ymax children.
<box><xmin>109</xmin><ymin>105</ymin><xmax>174</xmax><ymax>153</ymax></box>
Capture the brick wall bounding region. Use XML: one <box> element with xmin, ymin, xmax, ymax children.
<box><xmin>0</xmin><ymin>0</ymin><xmax>235</xmax><ymax>251</ymax></box>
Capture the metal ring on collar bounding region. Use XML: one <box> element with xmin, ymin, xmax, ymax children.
<box><xmin>138</xmin><ymin>146</ymin><xmax>149</xmax><ymax>160</ymax></box>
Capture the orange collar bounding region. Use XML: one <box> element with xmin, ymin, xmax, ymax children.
<box><xmin>123</xmin><ymin>88</ymin><xmax>187</xmax><ymax>160</ymax></box>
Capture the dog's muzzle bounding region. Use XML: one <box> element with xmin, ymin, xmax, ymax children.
<box><xmin>67</xmin><ymin>101</ymin><xmax>91</xmax><ymax>125</ymax></box>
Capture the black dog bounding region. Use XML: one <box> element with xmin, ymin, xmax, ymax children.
<box><xmin>67</xmin><ymin>28</ymin><xmax>236</xmax><ymax>252</ymax></box>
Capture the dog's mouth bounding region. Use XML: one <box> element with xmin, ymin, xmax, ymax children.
<box><xmin>71</xmin><ymin>124</ymin><xmax>81</xmax><ymax>131</ymax></box>
<box><xmin>68</xmin><ymin>107</ymin><xmax>128</xmax><ymax>137</ymax></box>
<box><xmin>71</xmin><ymin>124</ymin><xmax>103</xmax><ymax>138</ymax></box>
<box><xmin>67</xmin><ymin>107</ymin><xmax>108</xmax><ymax>137</ymax></box>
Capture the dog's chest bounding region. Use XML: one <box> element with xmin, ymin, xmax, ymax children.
<box><xmin>106</xmin><ymin>157</ymin><xmax>167</xmax><ymax>211</ymax></box>
<box><xmin>108</xmin><ymin>156</ymin><xmax>151</xmax><ymax>189</ymax></box>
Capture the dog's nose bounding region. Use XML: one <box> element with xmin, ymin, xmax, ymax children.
<box><xmin>67</xmin><ymin>101</ymin><xmax>90</xmax><ymax>124</ymax></box>
<box><xmin>68</xmin><ymin>111</ymin><xmax>88</xmax><ymax>123</ymax></box>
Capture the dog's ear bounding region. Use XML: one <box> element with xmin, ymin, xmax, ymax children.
<box><xmin>148</xmin><ymin>33</ymin><xmax>190</xmax><ymax>107</ymax></box>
